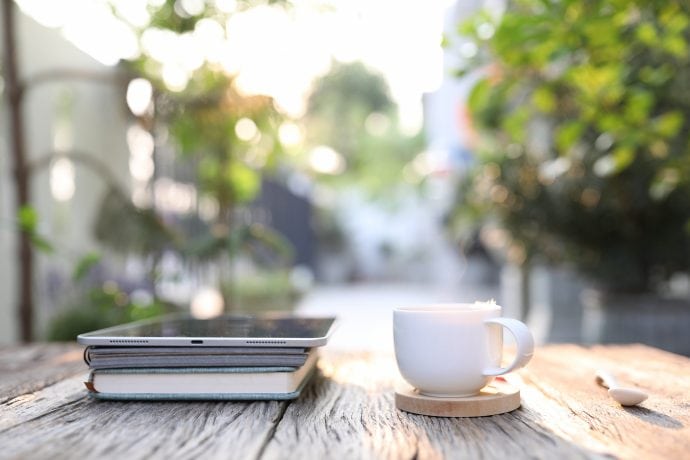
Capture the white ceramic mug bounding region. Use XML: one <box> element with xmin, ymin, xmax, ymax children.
<box><xmin>393</xmin><ymin>302</ymin><xmax>534</xmax><ymax>397</ymax></box>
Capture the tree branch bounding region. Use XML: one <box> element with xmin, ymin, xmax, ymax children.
<box><xmin>27</xmin><ymin>149</ymin><xmax>130</xmax><ymax>196</ymax></box>
<box><xmin>18</xmin><ymin>68</ymin><xmax>128</xmax><ymax>98</ymax></box>
<box><xmin>3</xmin><ymin>0</ymin><xmax>33</xmax><ymax>341</ymax></box>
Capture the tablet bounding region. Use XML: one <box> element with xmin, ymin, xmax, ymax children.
<box><xmin>77</xmin><ymin>313</ymin><xmax>337</xmax><ymax>347</ymax></box>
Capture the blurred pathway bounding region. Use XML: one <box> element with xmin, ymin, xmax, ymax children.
<box><xmin>296</xmin><ymin>278</ymin><xmax>499</xmax><ymax>353</ymax></box>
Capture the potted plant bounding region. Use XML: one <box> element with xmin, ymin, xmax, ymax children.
<box><xmin>452</xmin><ymin>0</ymin><xmax>690</xmax><ymax>354</ymax></box>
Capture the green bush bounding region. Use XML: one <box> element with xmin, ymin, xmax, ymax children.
<box><xmin>47</xmin><ymin>285</ymin><xmax>174</xmax><ymax>341</ymax></box>
<box><xmin>454</xmin><ymin>0</ymin><xmax>690</xmax><ymax>292</ymax></box>
<box><xmin>222</xmin><ymin>269</ymin><xmax>301</xmax><ymax>313</ymax></box>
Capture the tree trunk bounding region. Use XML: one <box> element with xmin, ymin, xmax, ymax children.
<box><xmin>2</xmin><ymin>0</ymin><xmax>33</xmax><ymax>341</ymax></box>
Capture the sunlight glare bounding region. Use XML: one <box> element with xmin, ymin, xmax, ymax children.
<box><xmin>131</xmin><ymin>183</ymin><xmax>150</xmax><ymax>208</ymax></box>
<box><xmin>111</xmin><ymin>0</ymin><xmax>151</xmax><ymax>28</ymax></box>
<box><xmin>326</xmin><ymin>0</ymin><xmax>446</xmax><ymax>125</ymax></box>
<box><xmin>278</xmin><ymin>122</ymin><xmax>304</xmax><ymax>147</ymax></box>
<box><xmin>127</xmin><ymin>124</ymin><xmax>155</xmax><ymax>158</ymax></box>
<box><xmin>141</xmin><ymin>28</ymin><xmax>178</xmax><ymax>64</ymax></box>
<box><xmin>180</xmin><ymin>0</ymin><xmax>205</xmax><ymax>17</ymax></box>
<box><xmin>50</xmin><ymin>157</ymin><xmax>76</xmax><ymax>202</ymax></box>
<box><xmin>126</xmin><ymin>78</ymin><xmax>153</xmax><ymax>117</ymax></box>
<box><xmin>194</xmin><ymin>18</ymin><xmax>226</xmax><ymax>63</ymax></box>
<box><xmin>235</xmin><ymin>118</ymin><xmax>259</xmax><ymax>142</ymax></box>
<box><xmin>127</xmin><ymin>124</ymin><xmax>155</xmax><ymax>182</ymax></box>
<box><xmin>14</xmin><ymin>0</ymin><xmax>67</xmax><ymax>28</ymax></box>
<box><xmin>227</xmin><ymin>5</ymin><xmax>331</xmax><ymax>117</ymax></box>
<box><xmin>63</xmin><ymin>1</ymin><xmax>140</xmax><ymax>65</ymax></box>
<box><xmin>129</xmin><ymin>155</ymin><xmax>154</xmax><ymax>182</ymax></box>
<box><xmin>154</xmin><ymin>178</ymin><xmax>196</xmax><ymax>214</ymax></box>
<box><xmin>178</xmin><ymin>32</ymin><xmax>205</xmax><ymax>72</ymax></box>
<box><xmin>20</xmin><ymin>0</ymin><xmax>451</xmax><ymax>133</ymax></box>
<box><xmin>309</xmin><ymin>146</ymin><xmax>346</xmax><ymax>175</ymax></box>
<box><xmin>399</xmin><ymin>105</ymin><xmax>424</xmax><ymax>137</ymax></box>
<box><xmin>191</xmin><ymin>287</ymin><xmax>225</xmax><ymax>319</ymax></box>
<box><xmin>214</xmin><ymin>0</ymin><xmax>237</xmax><ymax>14</ymax></box>
<box><xmin>477</xmin><ymin>22</ymin><xmax>496</xmax><ymax>40</ymax></box>
<box><xmin>162</xmin><ymin>64</ymin><xmax>190</xmax><ymax>92</ymax></box>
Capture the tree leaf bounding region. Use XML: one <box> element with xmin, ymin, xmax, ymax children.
<box><xmin>532</xmin><ymin>86</ymin><xmax>557</xmax><ymax>113</ymax></box>
<box><xmin>592</xmin><ymin>147</ymin><xmax>634</xmax><ymax>177</ymax></box>
<box><xmin>654</xmin><ymin>111</ymin><xmax>684</xmax><ymax>138</ymax></box>
<box><xmin>662</xmin><ymin>35</ymin><xmax>687</xmax><ymax>58</ymax></box>
<box><xmin>18</xmin><ymin>206</ymin><xmax>38</xmax><ymax>233</ymax></box>
<box><xmin>612</xmin><ymin>146</ymin><xmax>635</xmax><ymax>172</ymax></box>
<box><xmin>73</xmin><ymin>252</ymin><xmax>101</xmax><ymax>281</ymax></box>
<box><xmin>556</xmin><ymin>121</ymin><xmax>585</xmax><ymax>152</ymax></box>
<box><xmin>624</xmin><ymin>90</ymin><xmax>654</xmax><ymax>125</ymax></box>
<box><xmin>228</xmin><ymin>162</ymin><xmax>260</xmax><ymax>203</ymax></box>
<box><xmin>29</xmin><ymin>233</ymin><xmax>54</xmax><ymax>254</ymax></box>
<box><xmin>18</xmin><ymin>206</ymin><xmax>53</xmax><ymax>253</ymax></box>
<box><xmin>636</xmin><ymin>23</ymin><xmax>658</xmax><ymax>45</ymax></box>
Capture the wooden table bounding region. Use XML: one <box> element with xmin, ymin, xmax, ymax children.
<box><xmin>1</xmin><ymin>343</ymin><xmax>688</xmax><ymax>459</ymax></box>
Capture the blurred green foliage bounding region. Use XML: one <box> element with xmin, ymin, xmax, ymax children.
<box><xmin>18</xmin><ymin>206</ymin><xmax>53</xmax><ymax>254</ymax></box>
<box><xmin>113</xmin><ymin>0</ymin><xmax>293</xmax><ymax>221</ymax></box>
<box><xmin>453</xmin><ymin>0</ymin><xmax>690</xmax><ymax>292</ymax></box>
<box><xmin>47</xmin><ymin>252</ymin><xmax>176</xmax><ymax>341</ymax></box>
<box><xmin>306</xmin><ymin>61</ymin><xmax>394</xmax><ymax>159</ymax></box>
<box><xmin>47</xmin><ymin>0</ymin><xmax>299</xmax><ymax>339</ymax></box>
<box><xmin>160</xmin><ymin>73</ymin><xmax>284</xmax><ymax>212</ymax></box>
<box><xmin>93</xmin><ymin>187</ymin><xmax>175</xmax><ymax>256</ymax></box>
<box><xmin>304</xmin><ymin>61</ymin><xmax>425</xmax><ymax>197</ymax></box>
<box><xmin>47</xmin><ymin>285</ymin><xmax>174</xmax><ymax>341</ymax></box>
<box><xmin>221</xmin><ymin>270</ymin><xmax>299</xmax><ymax>313</ymax></box>
<box><xmin>118</xmin><ymin>2</ymin><xmax>293</xmax><ymax>275</ymax></box>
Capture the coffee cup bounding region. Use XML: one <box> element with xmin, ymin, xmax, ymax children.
<box><xmin>393</xmin><ymin>302</ymin><xmax>534</xmax><ymax>397</ymax></box>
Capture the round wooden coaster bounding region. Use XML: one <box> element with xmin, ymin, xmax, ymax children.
<box><xmin>395</xmin><ymin>381</ymin><xmax>521</xmax><ymax>417</ymax></box>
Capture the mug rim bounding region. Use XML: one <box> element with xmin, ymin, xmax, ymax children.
<box><xmin>394</xmin><ymin>302</ymin><xmax>501</xmax><ymax>313</ymax></box>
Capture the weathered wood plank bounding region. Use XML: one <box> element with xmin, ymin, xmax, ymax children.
<box><xmin>0</xmin><ymin>373</ymin><xmax>87</xmax><ymax>432</ymax></box>
<box><xmin>0</xmin><ymin>343</ymin><xmax>81</xmax><ymax>373</ymax></box>
<box><xmin>0</xmin><ymin>343</ymin><xmax>286</xmax><ymax>460</ymax></box>
<box><xmin>0</xmin><ymin>395</ymin><xmax>286</xmax><ymax>460</ymax></box>
<box><xmin>260</xmin><ymin>352</ymin><xmax>604</xmax><ymax>459</ymax></box>
<box><xmin>1</xmin><ymin>344</ymin><xmax>688</xmax><ymax>460</ymax></box>
<box><xmin>515</xmin><ymin>344</ymin><xmax>690</xmax><ymax>460</ymax></box>
<box><xmin>0</xmin><ymin>343</ymin><xmax>85</xmax><ymax>404</ymax></box>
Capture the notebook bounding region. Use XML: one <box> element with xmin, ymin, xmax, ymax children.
<box><xmin>84</xmin><ymin>346</ymin><xmax>309</xmax><ymax>369</ymax></box>
<box><xmin>85</xmin><ymin>349</ymin><xmax>318</xmax><ymax>401</ymax></box>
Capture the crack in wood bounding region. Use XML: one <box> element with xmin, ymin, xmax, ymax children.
<box><xmin>511</xmin><ymin>413</ymin><xmax>559</xmax><ymax>447</ymax></box>
<box><xmin>255</xmin><ymin>401</ymin><xmax>291</xmax><ymax>460</ymax></box>
<box><xmin>0</xmin><ymin>395</ymin><xmax>87</xmax><ymax>435</ymax></box>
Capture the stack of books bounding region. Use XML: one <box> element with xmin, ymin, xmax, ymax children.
<box><xmin>83</xmin><ymin>345</ymin><xmax>320</xmax><ymax>400</ymax></box>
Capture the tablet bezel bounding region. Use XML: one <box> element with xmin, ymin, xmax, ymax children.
<box><xmin>77</xmin><ymin>313</ymin><xmax>337</xmax><ymax>347</ymax></box>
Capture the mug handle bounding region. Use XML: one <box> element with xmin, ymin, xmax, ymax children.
<box><xmin>482</xmin><ymin>318</ymin><xmax>535</xmax><ymax>377</ymax></box>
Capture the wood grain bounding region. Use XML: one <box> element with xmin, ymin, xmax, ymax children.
<box><xmin>516</xmin><ymin>344</ymin><xmax>690</xmax><ymax>460</ymax></box>
<box><xmin>0</xmin><ymin>343</ymin><xmax>286</xmax><ymax>459</ymax></box>
<box><xmin>0</xmin><ymin>343</ymin><xmax>84</xmax><ymax>404</ymax></box>
<box><xmin>0</xmin><ymin>343</ymin><xmax>688</xmax><ymax>460</ymax></box>
<box><xmin>0</xmin><ymin>392</ymin><xmax>286</xmax><ymax>459</ymax></box>
<box><xmin>260</xmin><ymin>352</ymin><xmax>602</xmax><ymax>459</ymax></box>
<box><xmin>394</xmin><ymin>381</ymin><xmax>521</xmax><ymax>417</ymax></box>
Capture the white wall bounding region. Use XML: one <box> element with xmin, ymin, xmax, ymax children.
<box><xmin>0</xmin><ymin>7</ymin><xmax>130</xmax><ymax>343</ymax></box>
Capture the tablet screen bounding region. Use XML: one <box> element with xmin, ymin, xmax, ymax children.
<box><xmin>78</xmin><ymin>314</ymin><xmax>337</xmax><ymax>347</ymax></box>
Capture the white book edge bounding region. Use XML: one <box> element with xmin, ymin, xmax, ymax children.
<box><xmin>91</xmin><ymin>350</ymin><xmax>318</xmax><ymax>395</ymax></box>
